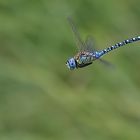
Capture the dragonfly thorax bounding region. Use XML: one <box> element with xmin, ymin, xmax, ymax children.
<box><xmin>72</xmin><ymin>51</ymin><xmax>95</xmax><ymax>68</ymax></box>
<box><xmin>75</xmin><ymin>52</ymin><xmax>94</xmax><ymax>64</ymax></box>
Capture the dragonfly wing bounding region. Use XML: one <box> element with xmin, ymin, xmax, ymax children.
<box><xmin>67</xmin><ymin>17</ymin><xmax>86</xmax><ymax>51</ymax></box>
<box><xmin>85</xmin><ymin>36</ymin><xmax>96</xmax><ymax>52</ymax></box>
<box><xmin>99</xmin><ymin>59</ymin><xmax>115</xmax><ymax>69</ymax></box>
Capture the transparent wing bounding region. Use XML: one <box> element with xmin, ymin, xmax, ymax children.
<box><xmin>67</xmin><ymin>17</ymin><xmax>86</xmax><ymax>51</ymax></box>
<box><xmin>99</xmin><ymin>59</ymin><xmax>115</xmax><ymax>69</ymax></box>
<box><xmin>85</xmin><ymin>36</ymin><xmax>95</xmax><ymax>52</ymax></box>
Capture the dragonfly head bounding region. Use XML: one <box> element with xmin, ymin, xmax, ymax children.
<box><xmin>66</xmin><ymin>58</ymin><xmax>77</xmax><ymax>70</ymax></box>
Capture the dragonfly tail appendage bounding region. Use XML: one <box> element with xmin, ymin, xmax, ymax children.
<box><xmin>96</xmin><ymin>36</ymin><xmax>140</xmax><ymax>58</ymax></box>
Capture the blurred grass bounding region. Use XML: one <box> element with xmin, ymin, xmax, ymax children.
<box><xmin>0</xmin><ymin>0</ymin><xmax>140</xmax><ymax>140</ymax></box>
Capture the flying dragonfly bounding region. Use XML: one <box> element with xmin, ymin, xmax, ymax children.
<box><xmin>66</xmin><ymin>17</ymin><xmax>140</xmax><ymax>70</ymax></box>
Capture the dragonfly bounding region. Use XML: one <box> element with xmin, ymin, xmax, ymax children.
<box><xmin>66</xmin><ymin>17</ymin><xmax>140</xmax><ymax>70</ymax></box>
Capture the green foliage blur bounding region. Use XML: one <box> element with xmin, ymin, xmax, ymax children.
<box><xmin>0</xmin><ymin>0</ymin><xmax>140</xmax><ymax>140</ymax></box>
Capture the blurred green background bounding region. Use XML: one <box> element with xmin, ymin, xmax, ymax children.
<box><xmin>0</xmin><ymin>0</ymin><xmax>140</xmax><ymax>140</ymax></box>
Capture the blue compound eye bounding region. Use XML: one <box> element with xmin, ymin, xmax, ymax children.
<box><xmin>71</xmin><ymin>62</ymin><xmax>74</xmax><ymax>65</ymax></box>
<box><xmin>66</xmin><ymin>58</ymin><xmax>76</xmax><ymax>70</ymax></box>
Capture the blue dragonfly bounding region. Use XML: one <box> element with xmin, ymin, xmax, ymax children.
<box><xmin>66</xmin><ymin>17</ymin><xmax>140</xmax><ymax>70</ymax></box>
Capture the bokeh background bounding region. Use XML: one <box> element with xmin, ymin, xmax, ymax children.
<box><xmin>0</xmin><ymin>0</ymin><xmax>140</xmax><ymax>140</ymax></box>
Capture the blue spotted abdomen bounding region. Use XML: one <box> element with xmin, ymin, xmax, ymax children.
<box><xmin>96</xmin><ymin>36</ymin><xmax>140</xmax><ymax>58</ymax></box>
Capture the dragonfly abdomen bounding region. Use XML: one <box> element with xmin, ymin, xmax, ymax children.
<box><xmin>96</xmin><ymin>36</ymin><xmax>140</xmax><ymax>58</ymax></box>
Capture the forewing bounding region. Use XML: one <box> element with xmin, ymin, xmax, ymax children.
<box><xmin>67</xmin><ymin>17</ymin><xmax>85</xmax><ymax>51</ymax></box>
